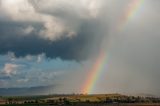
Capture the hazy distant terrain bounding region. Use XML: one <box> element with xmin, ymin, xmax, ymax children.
<box><xmin>0</xmin><ymin>85</ymin><xmax>55</xmax><ymax>96</ymax></box>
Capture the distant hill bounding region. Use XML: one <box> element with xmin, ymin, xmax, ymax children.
<box><xmin>0</xmin><ymin>85</ymin><xmax>55</xmax><ymax>96</ymax></box>
<box><xmin>135</xmin><ymin>93</ymin><xmax>157</xmax><ymax>97</ymax></box>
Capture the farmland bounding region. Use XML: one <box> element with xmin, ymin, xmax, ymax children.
<box><xmin>0</xmin><ymin>94</ymin><xmax>160</xmax><ymax>106</ymax></box>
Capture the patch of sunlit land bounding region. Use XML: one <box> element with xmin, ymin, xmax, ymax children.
<box><xmin>0</xmin><ymin>94</ymin><xmax>160</xmax><ymax>106</ymax></box>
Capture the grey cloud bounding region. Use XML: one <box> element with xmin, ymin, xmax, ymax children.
<box><xmin>0</xmin><ymin>0</ymin><xmax>107</xmax><ymax>61</ymax></box>
<box><xmin>0</xmin><ymin>17</ymin><xmax>105</xmax><ymax>61</ymax></box>
<box><xmin>0</xmin><ymin>0</ymin><xmax>106</xmax><ymax>41</ymax></box>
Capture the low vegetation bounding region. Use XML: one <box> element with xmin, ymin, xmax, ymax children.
<box><xmin>0</xmin><ymin>94</ymin><xmax>160</xmax><ymax>106</ymax></box>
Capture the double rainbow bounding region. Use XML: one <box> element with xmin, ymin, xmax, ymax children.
<box><xmin>82</xmin><ymin>0</ymin><xmax>145</xmax><ymax>94</ymax></box>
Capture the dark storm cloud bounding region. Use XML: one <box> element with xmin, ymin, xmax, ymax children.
<box><xmin>0</xmin><ymin>0</ymin><xmax>109</xmax><ymax>61</ymax></box>
<box><xmin>0</xmin><ymin>76</ymin><xmax>11</xmax><ymax>80</ymax></box>
<box><xmin>0</xmin><ymin>18</ymin><xmax>105</xmax><ymax>61</ymax></box>
<box><xmin>0</xmin><ymin>0</ymin><xmax>108</xmax><ymax>61</ymax></box>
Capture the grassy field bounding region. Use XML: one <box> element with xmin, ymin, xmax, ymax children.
<box><xmin>0</xmin><ymin>94</ymin><xmax>160</xmax><ymax>106</ymax></box>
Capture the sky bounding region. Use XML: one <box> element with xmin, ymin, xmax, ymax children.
<box><xmin>0</xmin><ymin>0</ymin><xmax>160</xmax><ymax>96</ymax></box>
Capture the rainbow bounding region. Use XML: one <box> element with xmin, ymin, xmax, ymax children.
<box><xmin>81</xmin><ymin>0</ymin><xmax>145</xmax><ymax>94</ymax></box>
<box><xmin>81</xmin><ymin>50</ymin><xmax>108</xmax><ymax>94</ymax></box>
<box><xmin>117</xmin><ymin>0</ymin><xmax>145</xmax><ymax>31</ymax></box>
